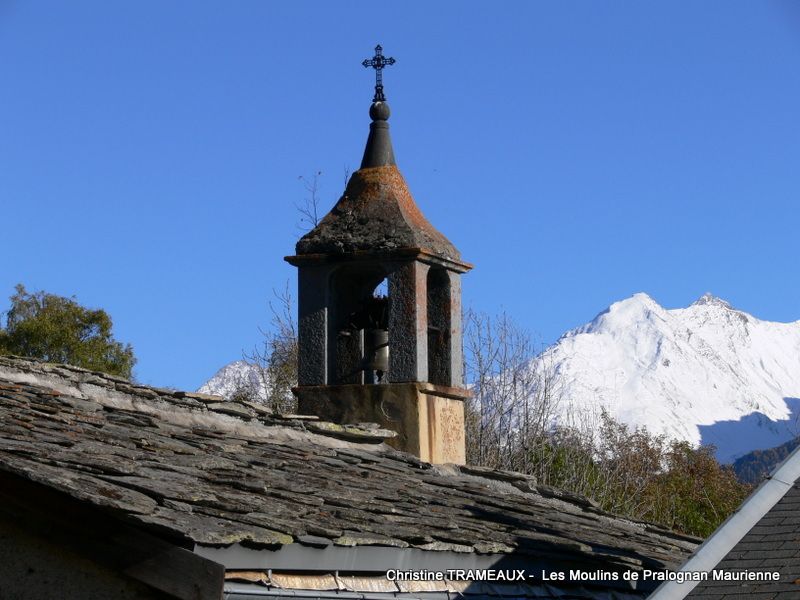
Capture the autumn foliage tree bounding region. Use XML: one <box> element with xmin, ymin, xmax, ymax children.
<box><xmin>644</xmin><ymin>441</ymin><xmax>749</xmax><ymax>537</ymax></box>
<box><xmin>0</xmin><ymin>284</ymin><xmax>136</xmax><ymax>379</ymax></box>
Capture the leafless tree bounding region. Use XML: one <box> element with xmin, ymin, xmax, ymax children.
<box><xmin>239</xmin><ymin>169</ymin><xmax>353</xmax><ymax>409</ymax></box>
<box><xmin>295</xmin><ymin>171</ymin><xmax>323</xmax><ymax>231</ymax></box>
<box><xmin>295</xmin><ymin>168</ymin><xmax>350</xmax><ymax>232</ymax></box>
<box><xmin>463</xmin><ymin>308</ymin><xmax>563</xmax><ymax>474</ymax></box>
<box><xmin>242</xmin><ymin>282</ymin><xmax>298</xmax><ymax>414</ymax></box>
<box><xmin>463</xmin><ymin>309</ymin><xmax>665</xmax><ymax>516</ymax></box>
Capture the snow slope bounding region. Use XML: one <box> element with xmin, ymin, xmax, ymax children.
<box><xmin>545</xmin><ymin>293</ymin><xmax>800</xmax><ymax>462</ymax></box>
<box><xmin>197</xmin><ymin>360</ymin><xmax>269</xmax><ymax>400</ymax></box>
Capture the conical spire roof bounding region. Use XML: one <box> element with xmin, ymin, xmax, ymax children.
<box><xmin>294</xmin><ymin>100</ymin><xmax>463</xmax><ymax>264</ymax></box>
<box><xmin>360</xmin><ymin>101</ymin><xmax>395</xmax><ymax>168</ymax></box>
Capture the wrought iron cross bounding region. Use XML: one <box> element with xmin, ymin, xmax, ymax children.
<box><xmin>362</xmin><ymin>44</ymin><xmax>395</xmax><ymax>102</ymax></box>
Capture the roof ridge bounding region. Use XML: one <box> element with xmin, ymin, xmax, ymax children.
<box><xmin>0</xmin><ymin>355</ymin><xmax>395</xmax><ymax>445</ymax></box>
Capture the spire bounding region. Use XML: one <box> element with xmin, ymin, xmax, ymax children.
<box><xmin>361</xmin><ymin>99</ymin><xmax>395</xmax><ymax>169</ymax></box>
<box><xmin>291</xmin><ymin>44</ymin><xmax>469</xmax><ymax>266</ymax></box>
<box><xmin>361</xmin><ymin>45</ymin><xmax>396</xmax><ymax>169</ymax></box>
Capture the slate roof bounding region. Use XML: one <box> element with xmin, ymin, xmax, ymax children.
<box><xmin>689</xmin><ymin>485</ymin><xmax>800</xmax><ymax>598</ymax></box>
<box><xmin>0</xmin><ymin>356</ymin><xmax>698</xmax><ymax>598</ymax></box>
<box><xmin>686</xmin><ymin>457</ymin><xmax>800</xmax><ymax>599</ymax></box>
<box><xmin>650</xmin><ymin>444</ymin><xmax>800</xmax><ymax>600</ymax></box>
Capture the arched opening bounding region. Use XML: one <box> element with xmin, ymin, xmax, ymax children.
<box><xmin>363</xmin><ymin>278</ymin><xmax>389</xmax><ymax>384</ymax></box>
<box><xmin>427</xmin><ymin>268</ymin><xmax>451</xmax><ymax>386</ymax></box>
<box><xmin>329</xmin><ymin>266</ymin><xmax>389</xmax><ymax>384</ymax></box>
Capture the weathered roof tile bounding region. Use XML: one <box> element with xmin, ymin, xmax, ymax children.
<box><xmin>0</xmin><ymin>355</ymin><xmax>696</xmax><ymax>575</ymax></box>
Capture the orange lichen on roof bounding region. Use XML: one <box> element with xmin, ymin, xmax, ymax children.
<box><xmin>295</xmin><ymin>165</ymin><xmax>461</xmax><ymax>261</ymax></box>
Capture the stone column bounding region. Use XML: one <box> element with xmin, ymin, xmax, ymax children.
<box><xmin>447</xmin><ymin>271</ymin><xmax>464</xmax><ymax>388</ymax></box>
<box><xmin>297</xmin><ymin>266</ymin><xmax>328</xmax><ymax>385</ymax></box>
<box><xmin>388</xmin><ymin>261</ymin><xmax>428</xmax><ymax>382</ymax></box>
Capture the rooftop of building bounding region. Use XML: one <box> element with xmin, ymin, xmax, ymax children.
<box><xmin>0</xmin><ymin>355</ymin><xmax>700</xmax><ymax>597</ymax></box>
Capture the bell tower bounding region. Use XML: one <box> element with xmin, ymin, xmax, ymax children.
<box><xmin>285</xmin><ymin>46</ymin><xmax>472</xmax><ymax>464</ymax></box>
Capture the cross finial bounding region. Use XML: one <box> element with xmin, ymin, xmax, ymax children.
<box><xmin>362</xmin><ymin>44</ymin><xmax>396</xmax><ymax>103</ymax></box>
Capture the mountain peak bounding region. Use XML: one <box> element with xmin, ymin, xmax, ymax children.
<box><xmin>692</xmin><ymin>292</ymin><xmax>733</xmax><ymax>309</ymax></box>
<box><xmin>627</xmin><ymin>292</ymin><xmax>660</xmax><ymax>306</ymax></box>
<box><xmin>198</xmin><ymin>360</ymin><xmax>269</xmax><ymax>400</ymax></box>
<box><xmin>544</xmin><ymin>292</ymin><xmax>800</xmax><ymax>464</ymax></box>
<box><xmin>606</xmin><ymin>292</ymin><xmax>665</xmax><ymax>317</ymax></box>
<box><xmin>573</xmin><ymin>292</ymin><xmax>666</xmax><ymax>336</ymax></box>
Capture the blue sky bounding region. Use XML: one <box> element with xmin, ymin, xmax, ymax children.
<box><xmin>2</xmin><ymin>1</ymin><xmax>798</xmax><ymax>390</ymax></box>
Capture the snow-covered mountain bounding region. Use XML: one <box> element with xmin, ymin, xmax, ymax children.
<box><xmin>546</xmin><ymin>293</ymin><xmax>800</xmax><ymax>462</ymax></box>
<box><xmin>198</xmin><ymin>293</ymin><xmax>800</xmax><ymax>463</ymax></box>
<box><xmin>197</xmin><ymin>360</ymin><xmax>269</xmax><ymax>400</ymax></box>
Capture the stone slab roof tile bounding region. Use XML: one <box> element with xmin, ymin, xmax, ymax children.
<box><xmin>675</xmin><ymin>473</ymin><xmax>800</xmax><ymax>599</ymax></box>
<box><xmin>0</xmin><ymin>356</ymin><xmax>696</xmax><ymax>574</ymax></box>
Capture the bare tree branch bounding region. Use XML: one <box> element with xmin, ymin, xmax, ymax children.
<box><xmin>295</xmin><ymin>171</ymin><xmax>323</xmax><ymax>232</ymax></box>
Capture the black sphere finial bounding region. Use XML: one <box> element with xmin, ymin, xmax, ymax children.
<box><xmin>369</xmin><ymin>101</ymin><xmax>390</xmax><ymax>121</ymax></box>
<box><xmin>362</xmin><ymin>44</ymin><xmax>396</xmax><ymax>103</ymax></box>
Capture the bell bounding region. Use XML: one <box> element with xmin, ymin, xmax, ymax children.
<box><xmin>365</xmin><ymin>328</ymin><xmax>389</xmax><ymax>381</ymax></box>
